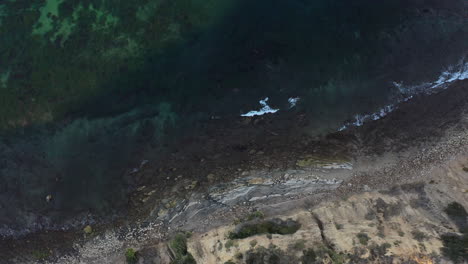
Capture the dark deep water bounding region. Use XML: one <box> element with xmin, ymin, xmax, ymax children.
<box><xmin>0</xmin><ymin>0</ymin><xmax>467</xmax><ymax>237</ymax></box>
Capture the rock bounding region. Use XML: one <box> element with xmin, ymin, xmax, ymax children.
<box><xmin>248</xmin><ymin>178</ymin><xmax>265</xmax><ymax>185</ymax></box>
<box><xmin>207</xmin><ymin>174</ymin><xmax>216</xmax><ymax>181</ymax></box>
<box><xmin>83</xmin><ymin>225</ymin><xmax>93</xmax><ymax>234</ymax></box>
<box><xmin>146</xmin><ymin>190</ymin><xmax>156</xmax><ymax>196</ymax></box>
<box><xmin>45</xmin><ymin>194</ymin><xmax>52</xmax><ymax>203</ymax></box>
<box><xmin>185</xmin><ymin>181</ymin><xmax>198</xmax><ymax>190</ymax></box>
<box><xmin>158</xmin><ymin>209</ymin><xmax>169</xmax><ymax>218</ymax></box>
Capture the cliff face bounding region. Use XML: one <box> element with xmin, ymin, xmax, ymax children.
<box><xmin>186</xmin><ymin>164</ymin><xmax>468</xmax><ymax>264</ymax></box>
<box><xmin>126</xmin><ymin>151</ymin><xmax>468</xmax><ymax>264</ymax></box>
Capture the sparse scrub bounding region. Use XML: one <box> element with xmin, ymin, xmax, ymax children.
<box><xmin>225</xmin><ymin>240</ymin><xmax>237</xmax><ymax>250</ymax></box>
<box><xmin>291</xmin><ymin>240</ymin><xmax>306</xmax><ymax>250</ymax></box>
<box><xmin>247</xmin><ymin>211</ymin><xmax>265</xmax><ymax>221</ymax></box>
<box><xmin>369</xmin><ymin>243</ymin><xmax>391</xmax><ymax>257</ymax></box>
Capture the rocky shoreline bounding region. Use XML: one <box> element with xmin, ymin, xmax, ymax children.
<box><xmin>1</xmin><ymin>80</ymin><xmax>468</xmax><ymax>263</ymax></box>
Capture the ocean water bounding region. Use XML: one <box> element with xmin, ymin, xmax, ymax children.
<box><xmin>0</xmin><ymin>0</ymin><xmax>467</xmax><ymax>237</ymax></box>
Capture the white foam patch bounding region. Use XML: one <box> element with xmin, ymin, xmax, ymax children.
<box><xmin>433</xmin><ymin>61</ymin><xmax>468</xmax><ymax>88</ymax></box>
<box><xmin>288</xmin><ymin>97</ymin><xmax>300</xmax><ymax>108</ymax></box>
<box><xmin>241</xmin><ymin>97</ymin><xmax>279</xmax><ymax>117</ymax></box>
<box><xmin>339</xmin><ymin>59</ymin><xmax>468</xmax><ymax>131</ymax></box>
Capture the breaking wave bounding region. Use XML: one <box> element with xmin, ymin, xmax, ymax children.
<box><xmin>339</xmin><ymin>59</ymin><xmax>468</xmax><ymax>131</ymax></box>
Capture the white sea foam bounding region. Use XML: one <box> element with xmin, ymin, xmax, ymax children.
<box><xmin>288</xmin><ymin>97</ymin><xmax>300</xmax><ymax>108</ymax></box>
<box><xmin>241</xmin><ymin>97</ymin><xmax>279</xmax><ymax>117</ymax></box>
<box><xmin>339</xmin><ymin>59</ymin><xmax>468</xmax><ymax>131</ymax></box>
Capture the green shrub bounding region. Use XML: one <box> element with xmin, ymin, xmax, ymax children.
<box><xmin>356</xmin><ymin>233</ymin><xmax>369</xmax><ymax>245</ymax></box>
<box><xmin>445</xmin><ymin>202</ymin><xmax>468</xmax><ymax>218</ymax></box>
<box><xmin>411</xmin><ymin>231</ymin><xmax>427</xmax><ymax>242</ymax></box>
<box><xmin>301</xmin><ymin>249</ymin><xmax>317</xmax><ymax>264</ymax></box>
<box><xmin>291</xmin><ymin>240</ymin><xmax>306</xmax><ymax>251</ymax></box>
<box><xmin>247</xmin><ymin>211</ymin><xmax>265</xmax><ymax>221</ymax></box>
<box><xmin>441</xmin><ymin>233</ymin><xmax>468</xmax><ymax>263</ymax></box>
<box><xmin>445</xmin><ymin>202</ymin><xmax>468</xmax><ymax>229</ymax></box>
<box><xmin>249</xmin><ymin>240</ymin><xmax>258</xmax><ymax>247</ymax></box>
<box><xmin>125</xmin><ymin>248</ymin><xmax>138</xmax><ymax>264</ymax></box>
<box><xmin>169</xmin><ymin>233</ymin><xmax>196</xmax><ymax>264</ymax></box>
<box><xmin>225</xmin><ymin>240</ymin><xmax>236</xmax><ymax>250</ymax></box>
<box><xmin>229</xmin><ymin>218</ymin><xmax>300</xmax><ymax>239</ymax></box>
<box><xmin>32</xmin><ymin>250</ymin><xmax>50</xmax><ymax>260</ymax></box>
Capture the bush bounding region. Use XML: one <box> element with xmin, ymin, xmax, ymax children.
<box><xmin>247</xmin><ymin>211</ymin><xmax>265</xmax><ymax>221</ymax></box>
<box><xmin>411</xmin><ymin>231</ymin><xmax>427</xmax><ymax>242</ymax></box>
<box><xmin>229</xmin><ymin>218</ymin><xmax>300</xmax><ymax>239</ymax></box>
<box><xmin>357</xmin><ymin>233</ymin><xmax>369</xmax><ymax>245</ymax></box>
<box><xmin>169</xmin><ymin>233</ymin><xmax>196</xmax><ymax>264</ymax></box>
<box><xmin>291</xmin><ymin>240</ymin><xmax>306</xmax><ymax>251</ymax></box>
<box><xmin>32</xmin><ymin>250</ymin><xmax>50</xmax><ymax>260</ymax></box>
<box><xmin>125</xmin><ymin>248</ymin><xmax>138</xmax><ymax>264</ymax></box>
<box><xmin>335</xmin><ymin>223</ymin><xmax>343</xmax><ymax>230</ymax></box>
<box><xmin>445</xmin><ymin>202</ymin><xmax>468</xmax><ymax>229</ymax></box>
<box><xmin>301</xmin><ymin>249</ymin><xmax>317</xmax><ymax>264</ymax></box>
<box><xmin>225</xmin><ymin>240</ymin><xmax>237</xmax><ymax>250</ymax></box>
<box><xmin>250</xmin><ymin>240</ymin><xmax>258</xmax><ymax>247</ymax></box>
<box><xmin>441</xmin><ymin>233</ymin><xmax>468</xmax><ymax>263</ymax></box>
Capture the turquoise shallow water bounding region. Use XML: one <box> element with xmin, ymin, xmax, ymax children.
<box><xmin>0</xmin><ymin>0</ymin><xmax>466</xmax><ymax>237</ymax></box>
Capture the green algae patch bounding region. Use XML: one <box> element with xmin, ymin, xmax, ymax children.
<box><xmin>33</xmin><ymin>0</ymin><xmax>64</xmax><ymax>35</ymax></box>
<box><xmin>33</xmin><ymin>1</ymin><xmax>118</xmax><ymax>44</ymax></box>
<box><xmin>0</xmin><ymin>70</ymin><xmax>10</xmax><ymax>88</ymax></box>
<box><xmin>229</xmin><ymin>218</ymin><xmax>301</xmax><ymax>239</ymax></box>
